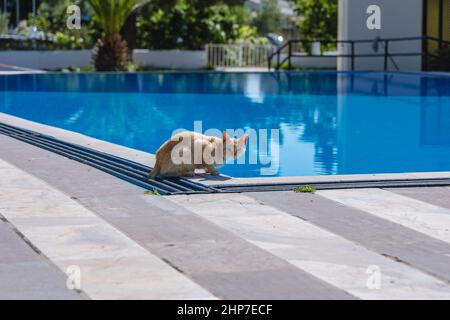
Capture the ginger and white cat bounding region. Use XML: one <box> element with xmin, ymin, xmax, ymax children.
<box><xmin>149</xmin><ymin>131</ymin><xmax>248</xmax><ymax>179</ymax></box>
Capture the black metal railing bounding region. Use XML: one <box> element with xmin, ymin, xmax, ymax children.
<box><xmin>268</xmin><ymin>36</ymin><xmax>450</xmax><ymax>71</ymax></box>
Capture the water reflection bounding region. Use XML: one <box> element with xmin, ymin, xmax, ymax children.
<box><xmin>1</xmin><ymin>72</ymin><xmax>449</xmax><ymax>177</ymax></box>
<box><xmin>2</xmin><ymin>71</ymin><xmax>450</xmax><ymax>96</ymax></box>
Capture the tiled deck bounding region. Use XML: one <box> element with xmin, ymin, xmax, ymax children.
<box><xmin>1</xmin><ymin>130</ymin><xmax>450</xmax><ymax>299</ymax></box>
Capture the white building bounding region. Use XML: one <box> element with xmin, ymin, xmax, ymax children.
<box><xmin>338</xmin><ymin>0</ymin><xmax>450</xmax><ymax>71</ymax></box>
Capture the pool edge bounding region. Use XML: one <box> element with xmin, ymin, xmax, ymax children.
<box><xmin>1</xmin><ymin>112</ymin><xmax>450</xmax><ymax>189</ymax></box>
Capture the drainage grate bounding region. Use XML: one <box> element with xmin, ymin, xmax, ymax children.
<box><xmin>211</xmin><ymin>178</ymin><xmax>450</xmax><ymax>193</ymax></box>
<box><xmin>0</xmin><ymin>122</ymin><xmax>220</xmax><ymax>195</ymax></box>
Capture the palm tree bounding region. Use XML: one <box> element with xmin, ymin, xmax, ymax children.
<box><xmin>88</xmin><ymin>0</ymin><xmax>149</xmax><ymax>71</ymax></box>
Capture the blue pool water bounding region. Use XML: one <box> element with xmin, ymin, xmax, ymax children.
<box><xmin>1</xmin><ymin>71</ymin><xmax>449</xmax><ymax>177</ymax></box>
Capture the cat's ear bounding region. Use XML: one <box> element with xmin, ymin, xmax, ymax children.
<box><xmin>222</xmin><ymin>131</ymin><xmax>229</xmax><ymax>142</ymax></box>
<box><xmin>242</xmin><ymin>134</ymin><xmax>248</xmax><ymax>145</ymax></box>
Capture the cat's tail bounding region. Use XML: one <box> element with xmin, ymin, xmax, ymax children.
<box><xmin>149</xmin><ymin>135</ymin><xmax>183</xmax><ymax>180</ymax></box>
<box><xmin>149</xmin><ymin>160</ymin><xmax>161</xmax><ymax>180</ymax></box>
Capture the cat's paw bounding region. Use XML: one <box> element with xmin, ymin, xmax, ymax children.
<box><xmin>183</xmin><ymin>171</ymin><xmax>196</xmax><ymax>177</ymax></box>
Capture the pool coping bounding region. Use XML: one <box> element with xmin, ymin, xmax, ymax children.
<box><xmin>0</xmin><ymin>112</ymin><xmax>156</xmax><ymax>167</ymax></box>
<box><xmin>0</xmin><ymin>70</ymin><xmax>449</xmax><ymax>77</ymax></box>
<box><xmin>1</xmin><ymin>112</ymin><xmax>450</xmax><ymax>189</ymax></box>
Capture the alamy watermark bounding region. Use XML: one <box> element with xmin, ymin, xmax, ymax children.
<box><xmin>66</xmin><ymin>4</ymin><xmax>81</xmax><ymax>30</ymax></box>
<box><xmin>170</xmin><ymin>121</ymin><xmax>280</xmax><ymax>176</ymax></box>
<box><xmin>66</xmin><ymin>265</ymin><xmax>81</xmax><ymax>291</ymax></box>
<box><xmin>366</xmin><ymin>265</ymin><xmax>382</xmax><ymax>290</ymax></box>
<box><xmin>366</xmin><ymin>5</ymin><xmax>381</xmax><ymax>30</ymax></box>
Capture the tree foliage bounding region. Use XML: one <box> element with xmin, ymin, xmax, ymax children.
<box><xmin>0</xmin><ymin>10</ymin><xmax>9</xmax><ymax>35</ymax></box>
<box><xmin>290</xmin><ymin>0</ymin><xmax>337</xmax><ymax>43</ymax></box>
<box><xmin>88</xmin><ymin>0</ymin><xmax>150</xmax><ymax>71</ymax></box>
<box><xmin>22</xmin><ymin>0</ymin><xmax>265</xmax><ymax>51</ymax></box>
<box><xmin>252</xmin><ymin>0</ymin><xmax>283</xmax><ymax>35</ymax></box>
<box><xmin>137</xmin><ymin>0</ymin><xmax>255</xmax><ymax>50</ymax></box>
<box><xmin>28</xmin><ymin>0</ymin><xmax>100</xmax><ymax>49</ymax></box>
<box><xmin>88</xmin><ymin>0</ymin><xmax>149</xmax><ymax>35</ymax></box>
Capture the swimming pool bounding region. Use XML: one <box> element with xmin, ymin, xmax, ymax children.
<box><xmin>1</xmin><ymin>71</ymin><xmax>449</xmax><ymax>178</ymax></box>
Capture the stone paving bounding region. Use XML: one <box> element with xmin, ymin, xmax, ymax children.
<box><xmin>1</xmin><ymin>133</ymin><xmax>450</xmax><ymax>299</ymax></box>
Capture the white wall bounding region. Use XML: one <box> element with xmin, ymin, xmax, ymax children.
<box><xmin>0</xmin><ymin>50</ymin><xmax>92</xmax><ymax>70</ymax></box>
<box><xmin>291</xmin><ymin>55</ymin><xmax>336</xmax><ymax>69</ymax></box>
<box><xmin>0</xmin><ymin>48</ymin><xmax>336</xmax><ymax>70</ymax></box>
<box><xmin>133</xmin><ymin>49</ymin><xmax>206</xmax><ymax>69</ymax></box>
<box><xmin>0</xmin><ymin>49</ymin><xmax>207</xmax><ymax>70</ymax></box>
<box><xmin>338</xmin><ymin>0</ymin><xmax>423</xmax><ymax>71</ymax></box>
<box><xmin>270</xmin><ymin>53</ymin><xmax>337</xmax><ymax>69</ymax></box>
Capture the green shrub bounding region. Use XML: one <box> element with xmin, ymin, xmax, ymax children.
<box><xmin>27</xmin><ymin>0</ymin><xmax>100</xmax><ymax>49</ymax></box>
<box><xmin>136</xmin><ymin>0</ymin><xmax>255</xmax><ymax>50</ymax></box>
<box><xmin>251</xmin><ymin>0</ymin><xmax>283</xmax><ymax>35</ymax></box>
<box><xmin>291</xmin><ymin>0</ymin><xmax>338</xmax><ymax>52</ymax></box>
